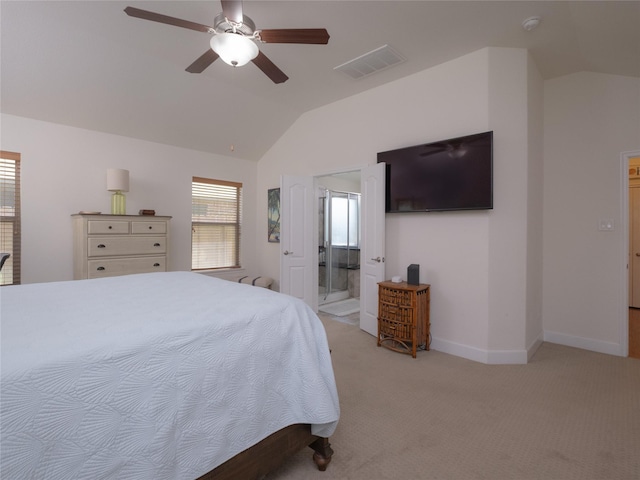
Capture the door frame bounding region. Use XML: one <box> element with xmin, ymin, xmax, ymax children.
<box><xmin>313</xmin><ymin>166</ymin><xmax>366</xmax><ymax>315</ymax></box>
<box><xmin>621</xmin><ymin>150</ymin><xmax>640</xmax><ymax>357</ymax></box>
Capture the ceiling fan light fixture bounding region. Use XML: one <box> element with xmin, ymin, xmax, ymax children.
<box><xmin>446</xmin><ymin>143</ymin><xmax>468</xmax><ymax>159</ymax></box>
<box><xmin>210</xmin><ymin>32</ymin><xmax>258</xmax><ymax>67</ymax></box>
<box><xmin>522</xmin><ymin>16</ymin><xmax>541</xmax><ymax>31</ymax></box>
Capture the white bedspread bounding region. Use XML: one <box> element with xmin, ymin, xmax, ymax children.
<box><xmin>1</xmin><ymin>272</ymin><xmax>340</xmax><ymax>479</ymax></box>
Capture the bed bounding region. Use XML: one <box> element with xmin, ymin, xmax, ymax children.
<box><xmin>0</xmin><ymin>271</ymin><xmax>340</xmax><ymax>479</ymax></box>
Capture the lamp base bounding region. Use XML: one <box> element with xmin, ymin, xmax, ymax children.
<box><xmin>111</xmin><ymin>191</ymin><xmax>126</xmax><ymax>215</ymax></box>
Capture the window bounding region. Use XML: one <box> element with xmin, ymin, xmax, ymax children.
<box><xmin>0</xmin><ymin>151</ymin><xmax>21</xmax><ymax>285</ymax></box>
<box><xmin>329</xmin><ymin>195</ymin><xmax>360</xmax><ymax>248</ymax></box>
<box><xmin>192</xmin><ymin>177</ymin><xmax>242</xmax><ymax>270</ymax></box>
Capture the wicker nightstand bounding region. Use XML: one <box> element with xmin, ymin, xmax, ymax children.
<box><xmin>377</xmin><ymin>281</ymin><xmax>430</xmax><ymax>358</ymax></box>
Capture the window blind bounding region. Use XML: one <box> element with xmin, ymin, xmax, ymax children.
<box><xmin>0</xmin><ymin>151</ymin><xmax>21</xmax><ymax>285</ymax></box>
<box><xmin>192</xmin><ymin>177</ymin><xmax>242</xmax><ymax>270</ymax></box>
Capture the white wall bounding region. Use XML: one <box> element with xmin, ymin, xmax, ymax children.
<box><xmin>1</xmin><ymin>114</ymin><xmax>257</xmax><ymax>284</ymax></box>
<box><xmin>525</xmin><ymin>54</ymin><xmax>545</xmax><ymax>358</ymax></box>
<box><xmin>543</xmin><ymin>72</ymin><xmax>640</xmax><ymax>355</ymax></box>
<box><xmin>485</xmin><ymin>49</ymin><xmax>544</xmax><ymax>361</ymax></box>
<box><xmin>256</xmin><ymin>47</ymin><xmax>541</xmax><ymax>363</ymax></box>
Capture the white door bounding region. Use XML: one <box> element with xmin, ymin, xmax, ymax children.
<box><xmin>360</xmin><ymin>162</ymin><xmax>386</xmax><ymax>336</ymax></box>
<box><xmin>630</xmin><ymin>186</ymin><xmax>640</xmax><ymax>307</ymax></box>
<box><xmin>280</xmin><ymin>175</ymin><xmax>315</xmax><ymax>306</ymax></box>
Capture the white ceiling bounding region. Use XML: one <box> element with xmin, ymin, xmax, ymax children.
<box><xmin>2</xmin><ymin>1</ymin><xmax>639</xmax><ymax>161</ymax></box>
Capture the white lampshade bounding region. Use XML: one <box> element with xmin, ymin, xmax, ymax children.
<box><xmin>107</xmin><ymin>168</ymin><xmax>130</xmax><ymax>192</ymax></box>
<box><xmin>210</xmin><ymin>33</ymin><xmax>259</xmax><ymax>67</ymax></box>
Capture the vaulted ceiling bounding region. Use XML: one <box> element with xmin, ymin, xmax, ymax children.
<box><xmin>2</xmin><ymin>1</ymin><xmax>638</xmax><ymax>160</ymax></box>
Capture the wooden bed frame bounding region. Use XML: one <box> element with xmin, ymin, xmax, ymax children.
<box><xmin>197</xmin><ymin>424</ymin><xmax>333</xmax><ymax>480</ymax></box>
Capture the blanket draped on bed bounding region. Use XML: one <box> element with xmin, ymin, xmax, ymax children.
<box><xmin>1</xmin><ymin>272</ymin><xmax>340</xmax><ymax>480</ymax></box>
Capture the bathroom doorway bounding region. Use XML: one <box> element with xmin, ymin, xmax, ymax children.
<box><xmin>317</xmin><ymin>173</ymin><xmax>361</xmax><ymax>316</ymax></box>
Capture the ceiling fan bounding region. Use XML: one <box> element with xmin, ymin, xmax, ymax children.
<box><xmin>124</xmin><ymin>1</ymin><xmax>330</xmax><ymax>84</ymax></box>
<box><xmin>419</xmin><ymin>141</ymin><xmax>469</xmax><ymax>159</ymax></box>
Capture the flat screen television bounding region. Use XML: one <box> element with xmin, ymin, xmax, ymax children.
<box><xmin>377</xmin><ymin>131</ymin><xmax>493</xmax><ymax>213</ymax></box>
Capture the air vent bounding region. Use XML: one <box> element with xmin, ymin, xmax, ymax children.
<box><xmin>334</xmin><ymin>44</ymin><xmax>405</xmax><ymax>80</ymax></box>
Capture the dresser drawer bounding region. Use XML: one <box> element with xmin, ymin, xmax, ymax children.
<box><xmin>379</xmin><ymin>302</ymin><xmax>413</xmax><ymax>323</ymax></box>
<box><xmin>88</xmin><ymin>236</ymin><xmax>166</xmax><ymax>257</ymax></box>
<box><xmin>87</xmin><ymin>220</ymin><xmax>130</xmax><ymax>235</ymax></box>
<box><xmin>379</xmin><ymin>285</ymin><xmax>414</xmax><ymax>307</ymax></box>
<box><xmin>87</xmin><ymin>256</ymin><xmax>166</xmax><ymax>278</ymax></box>
<box><xmin>132</xmin><ymin>221</ymin><xmax>167</xmax><ymax>234</ymax></box>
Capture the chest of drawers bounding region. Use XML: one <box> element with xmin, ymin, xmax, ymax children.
<box><xmin>72</xmin><ymin>214</ymin><xmax>171</xmax><ymax>279</ymax></box>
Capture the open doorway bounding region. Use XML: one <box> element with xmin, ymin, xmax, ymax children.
<box><xmin>316</xmin><ymin>171</ymin><xmax>362</xmax><ymax>318</ymax></box>
<box><xmin>280</xmin><ymin>164</ymin><xmax>385</xmax><ymax>336</ymax></box>
<box><xmin>626</xmin><ymin>152</ymin><xmax>640</xmax><ymax>358</ymax></box>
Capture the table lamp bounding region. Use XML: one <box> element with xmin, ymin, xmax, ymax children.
<box><xmin>107</xmin><ymin>168</ymin><xmax>129</xmax><ymax>215</ymax></box>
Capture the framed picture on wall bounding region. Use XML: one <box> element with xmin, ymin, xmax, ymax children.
<box><xmin>268</xmin><ymin>188</ymin><xmax>280</xmax><ymax>243</ymax></box>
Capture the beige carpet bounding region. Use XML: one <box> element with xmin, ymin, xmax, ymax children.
<box><xmin>266</xmin><ymin>313</ymin><xmax>640</xmax><ymax>480</ymax></box>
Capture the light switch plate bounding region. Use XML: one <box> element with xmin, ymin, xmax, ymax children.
<box><xmin>598</xmin><ymin>219</ymin><xmax>614</xmax><ymax>231</ymax></box>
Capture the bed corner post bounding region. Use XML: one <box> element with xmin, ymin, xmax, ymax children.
<box><xmin>309</xmin><ymin>437</ymin><xmax>334</xmax><ymax>471</ymax></box>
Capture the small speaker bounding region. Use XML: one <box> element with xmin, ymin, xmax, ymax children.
<box><xmin>407</xmin><ymin>264</ymin><xmax>419</xmax><ymax>285</ymax></box>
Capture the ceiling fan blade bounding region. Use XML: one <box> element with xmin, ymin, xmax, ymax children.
<box><xmin>124</xmin><ymin>6</ymin><xmax>213</xmax><ymax>34</ymax></box>
<box><xmin>252</xmin><ymin>51</ymin><xmax>288</xmax><ymax>84</ymax></box>
<box><xmin>221</xmin><ymin>0</ymin><xmax>244</xmax><ymax>24</ymax></box>
<box><xmin>419</xmin><ymin>142</ymin><xmax>450</xmax><ymax>157</ymax></box>
<box><xmin>258</xmin><ymin>29</ymin><xmax>330</xmax><ymax>44</ymax></box>
<box><xmin>186</xmin><ymin>50</ymin><xmax>220</xmax><ymax>73</ymax></box>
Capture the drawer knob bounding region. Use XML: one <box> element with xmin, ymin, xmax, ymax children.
<box><xmin>108</xmin><ymin>226</ymin><xmax>113</xmax><ymax>230</ymax></box>
<box><xmin>97</xmin><ymin>244</ymin><xmax>106</xmax><ymax>248</ymax></box>
<box><xmin>148</xmin><ymin>226</ymin><xmax>153</xmax><ymax>230</ymax></box>
<box><xmin>154</xmin><ymin>243</ymin><xmax>161</xmax><ymax>247</ymax></box>
<box><xmin>153</xmin><ymin>263</ymin><xmax>160</xmax><ymax>267</ymax></box>
<box><xmin>97</xmin><ymin>266</ymin><xmax>105</xmax><ymax>271</ymax></box>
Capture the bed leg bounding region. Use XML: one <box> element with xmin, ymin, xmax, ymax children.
<box><xmin>309</xmin><ymin>437</ymin><xmax>333</xmax><ymax>471</ymax></box>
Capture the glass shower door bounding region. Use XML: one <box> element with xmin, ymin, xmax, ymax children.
<box><xmin>320</xmin><ymin>190</ymin><xmax>360</xmax><ymax>303</ymax></box>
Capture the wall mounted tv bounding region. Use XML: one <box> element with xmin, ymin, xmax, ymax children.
<box><xmin>377</xmin><ymin>131</ymin><xmax>493</xmax><ymax>213</ymax></box>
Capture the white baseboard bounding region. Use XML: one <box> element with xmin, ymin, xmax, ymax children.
<box><xmin>527</xmin><ymin>332</ymin><xmax>544</xmax><ymax>361</ymax></box>
<box><xmin>431</xmin><ymin>337</ymin><xmax>528</xmax><ymax>365</ymax></box>
<box><xmin>431</xmin><ymin>329</ymin><xmax>622</xmax><ymax>364</ymax></box>
<box><xmin>543</xmin><ymin>330</ymin><xmax>623</xmax><ymax>356</ymax></box>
